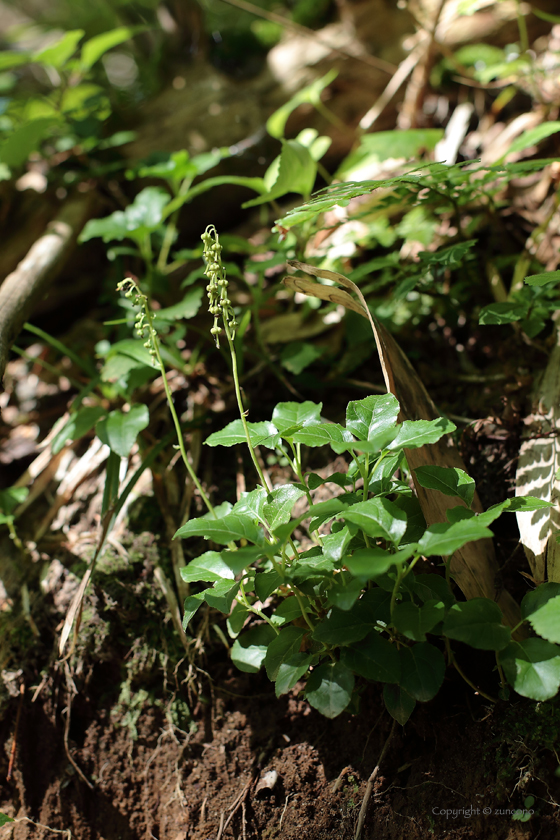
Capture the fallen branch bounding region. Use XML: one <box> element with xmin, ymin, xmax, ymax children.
<box><xmin>0</xmin><ymin>192</ymin><xmax>97</xmax><ymax>382</ymax></box>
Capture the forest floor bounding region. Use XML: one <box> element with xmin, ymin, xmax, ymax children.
<box><xmin>1</xmin><ymin>298</ymin><xmax>559</xmax><ymax>840</ymax></box>
<box><xmin>2</xmin><ymin>3</ymin><xmax>560</xmax><ymax>839</ymax></box>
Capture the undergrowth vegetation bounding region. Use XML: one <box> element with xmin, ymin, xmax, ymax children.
<box><xmin>2</xmin><ymin>3</ymin><xmax>560</xmax><ymax>822</ymax></box>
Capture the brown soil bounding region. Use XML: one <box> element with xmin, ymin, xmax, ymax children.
<box><xmin>2</xmin><ymin>651</ymin><xmax>560</xmax><ymax>840</ymax></box>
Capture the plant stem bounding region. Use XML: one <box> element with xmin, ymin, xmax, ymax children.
<box><xmin>292</xmin><ymin>588</ymin><xmax>315</xmax><ymax>630</ymax></box>
<box><xmin>445</xmin><ymin>638</ymin><xmax>497</xmax><ymax>704</ymax></box>
<box><xmin>144</xmin><ymin>306</ymin><xmax>216</xmax><ymax>518</ymax></box>
<box><xmin>224</xmin><ymin>320</ymin><xmax>271</xmax><ymax>492</ymax></box>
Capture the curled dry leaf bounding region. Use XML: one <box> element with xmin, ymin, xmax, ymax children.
<box><xmin>284</xmin><ymin>260</ymin><xmax>521</xmax><ymax>627</ymax></box>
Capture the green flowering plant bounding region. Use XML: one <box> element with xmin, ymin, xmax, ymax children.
<box><xmin>171</xmin><ymin>230</ymin><xmax>559</xmax><ymax>721</ymax></box>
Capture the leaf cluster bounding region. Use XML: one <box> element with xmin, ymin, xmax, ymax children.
<box><xmin>175</xmin><ymin>394</ymin><xmax>554</xmax><ymax>719</ymax></box>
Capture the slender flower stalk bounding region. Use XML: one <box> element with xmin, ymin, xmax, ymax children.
<box><xmin>117</xmin><ymin>277</ymin><xmax>216</xmax><ymax>518</ymax></box>
<box><xmin>202</xmin><ymin>225</ymin><xmax>271</xmax><ymax>492</ymax></box>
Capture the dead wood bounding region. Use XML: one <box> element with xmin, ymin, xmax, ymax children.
<box><xmin>0</xmin><ymin>191</ymin><xmax>98</xmax><ymax>383</ymax></box>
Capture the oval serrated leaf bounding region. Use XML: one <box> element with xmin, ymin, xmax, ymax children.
<box><xmin>387</xmin><ymin>417</ymin><xmax>456</xmax><ymax>450</ymax></box>
<box><xmin>526</xmin><ymin>594</ymin><xmax>560</xmax><ymax>643</ymax></box>
<box><xmin>231</xmin><ymin>625</ymin><xmax>277</xmax><ymax>673</ymax></box>
<box><xmin>345</xmin><ymin>394</ymin><xmax>399</xmax><ymax>441</ymax></box>
<box><xmin>174</xmin><ymin>513</ymin><xmax>264</xmax><ymax>545</ymax></box>
<box><xmin>383</xmin><ymin>684</ymin><xmax>416</xmax><ymax>725</ymax></box>
<box><xmin>398</xmin><ymin>642</ymin><xmax>445</xmax><ymax>702</ymax></box>
<box><xmin>340</xmin><ymin>631</ymin><xmax>400</xmax><ymax>683</ymax></box>
<box><xmin>205</xmin><ymin>419</ymin><xmax>280</xmax><ymax>449</ymax></box>
<box><xmin>264</xmin><ymin>626</ymin><xmax>307</xmax><ymax>680</ymax></box>
<box><xmin>500</xmin><ymin>638</ymin><xmax>560</xmax><ymax>701</ymax></box>
<box><xmin>442</xmin><ymin>599</ymin><xmax>511</xmax><ymax>650</ymax></box>
<box><xmin>305</xmin><ymin>662</ymin><xmax>354</xmax><ymax>718</ymax></box>
<box><xmin>417</xmin><ymin>519</ymin><xmax>493</xmax><ymax>557</ymax></box>
<box><xmin>291</xmin><ymin>423</ymin><xmax>354</xmax><ymax>454</ymax></box>
<box><xmin>275</xmin><ymin>653</ymin><xmax>314</xmax><ymax>697</ymax></box>
<box><xmin>341</xmin><ymin>497</ymin><xmax>407</xmax><ymax>545</ymax></box>
<box><xmin>393</xmin><ymin>600</ymin><xmax>445</xmax><ymax>642</ymax></box>
<box><xmin>414</xmin><ymin>465</ymin><xmax>475</xmax><ymax>508</ymax></box>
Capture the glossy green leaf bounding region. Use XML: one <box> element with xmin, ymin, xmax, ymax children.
<box><xmin>412</xmin><ymin>574</ymin><xmax>456</xmax><ymax>609</ymax></box>
<box><xmin>80</xmin><ymin>26</ymin><xmax>141</xmax><ymax>70</ymax></box>
<box><xmin>414</xmin><ymin>465</ymin><xmax>475</xmax><ymax>507</ymax></box>
<box><xmin>340</xmin><ymin>631</ymin><xmax>401</xmax><ymax>683</ymax></box>
<box><xmin>205</xmin><ymin>420</ymin><xmax>280</xmax><ymax>450</ymax></box>
<box><xmin>0</xmin><ymin>813</ymin><xmax>15</xmax><ymax>826</ymax></box>
<box><xmin>526</xmin><ymin>595</ymin><xmax>560</xmax><ymax>643</ymax></box>
<box><xmin>345</xmin><ymin>394</ymin><xmax>400</xmax><ymax>441</ymax></box>
<box><xmin>341</xmin><ymin>497</ymin><xmax>407</xmax><ymax>544</ymax></box>
<box><xmin>232</xmin><ymin>487</ymin><xmax>267</xmax><ymax>521</ymax></box>
<box><xmin>243</xmin><ymin>140</ymin><xmax>316</xmax><ymax>207</ymax></box>
<box><xmin>264</xmin><ymin>626</ymin><xmax>307</xmax><ymax>680</ymax></box>
<box><xmin>521</xmin><ymin>582</ymin><xmax>560</xmax><ymax>619</ymax></box>
<box><xmin>227</xmin><ymin>602</ymin><xmax>250</xmax><ymax>637</ymax></box>
<box><xmin>312</xmin><ymin>589</ymin><xmax>391</xmax><ymax>645</ymax></box>
<box><xmin>204</xmin><ymin>579</ymin><xmax>239</xmax><ymax>613</ymax></box>
<box><xmin>174</xmin><ymin>513</ymin><xmax>264</xmax><ymax>545</ymax></box>
<box><xmin>393</xmin><ymin>600</ymin><xmax>445</xmax><ymax>642</ymax></box>
<box><xmin>270</xmin><ymin>597</ymin><xmax>303</xmax><ymax>625</ymax></box>
<box><xmin>383</xmin><ymin>684</ymin><xmax>416</xmax><ymax>725</ymax></box>
<box><xmin>443</xmin><ymin>599</ymin><xmax>511</xmax><ymax>650</ymax></box>
<box><xmin>398</xmin><ymin>643</ymin><xmax>445</xmax><ymax>702</ymax></box>
<box><xmin>271</xmin><ymin>400</ymin><xmax>322</xmax><ymax>436</ymax></box>
<box><xmin>322</xmin><ymin>526</ymin><xmax>353</xmax><ymax>564</ymax></box>
<box><xmin>275</xmin><ymin>653</ymin><xmax>313</xmax><ymax>697</ymax></box>
<box><xmin>220</xmin><ymin>545</ymin><xmax>268</xmax><ymax>573</ymax></box>
<box><xmin>34</xmin><ymin>30</ymin><xmax>84</xmax><ymax>67</ymax></box>
<box><xmin>255</xmin><ymin>569</ymin><xmax>282</xmax><ymax>600</ymax></box>
<box><xmin>95</xmin><ymin>403</ymin><xmax>149</xmax><ymax>457</ymax></box>
<box><xmin>392</xmin><ymin>494</ymin><xmax>426</xmax><ymax>544</ymax></box>
<box><xmin>345</xmin><ymin>546</ymin><xmax>412</xmax><ymax>578</ymax></box>
<box><xmin>417</xmin><ymin>519</ymin><xmax>493</xmax><ymax>557</ymax></box>
<box><xmin>305</xmin><ymin>662</ymin><xmax>354</xmax><ymax>718</ymax></box>
<box><xmin>52</xmin><ymin>405</ymin><xmax>106</xmax><ymax>454</ymax></box>
<box><xmin>387</xmin><ymin>418</ymin><xmax>456</xmax><ymax>450</ymax></box>
<box><xmin>264</xmin><ymin>484</ymin><xmax>306</xmax><ymax>531</ymax></box>
<box><xmin>180</xmin><ymin>551</ymin><xmax>235</xmax><ymax>583</ymax></box>
<box><xmin>327</xmin><ymin>576</ymin><xmax>363</xmax><ymax>611</ymax></box>
<box><xmin>231</xmin><ymin>625</ymin><xmax>277</xmax><ymax>673</ymax></box>
<box><xmin>291</xmin><ymin>423</ymin><xmax>354</xmax><ymax>454</ymax></box>
<box><xmin>182</xmin><ymin>592</ymin><xmax>205</xmax><ymax>628</ymax></box>
<box><xmin>500</xmin><ymin>639</ymin><xmax>560</xmax><ymax>701</ymax></box>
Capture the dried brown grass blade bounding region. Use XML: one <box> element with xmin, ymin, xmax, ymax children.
<box><xmin>284</xmin><ymin>260</ymin><xmax>521</xmax><ymax>626</ymax></box>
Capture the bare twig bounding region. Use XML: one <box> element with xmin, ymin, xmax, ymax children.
<box><xmin>354</xmin><ymin>719</ymin><xmax>397</xmax><ymax>840</ymax></box>
<box><xmin>217</xmin><ymin>772</ymin><xmax>256</xmax><ymax>840</ymax></box>
<box><xmin>6</xmin><ymin>682</ymin><xmax>24</xmax><ymax>782</ymax></box>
